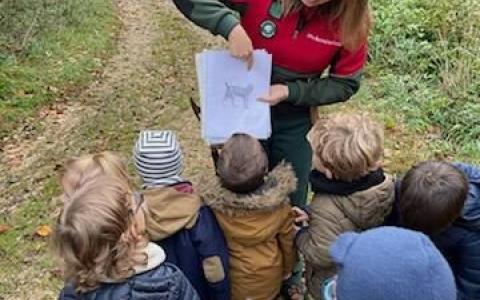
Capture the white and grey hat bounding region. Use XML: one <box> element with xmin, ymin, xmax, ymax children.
<box><xmin>133</xmin><ymin>130</ymin><xmax>184</xmax><ymax>187</ymax></box>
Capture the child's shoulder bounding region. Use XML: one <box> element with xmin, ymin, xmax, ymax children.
<box><xmin>453</xmin><ymin>162</ymin><xmax>480</xmax><ymax>223</ymax></box>
<box><xmin>59</xmin><ymin>263</ymin><xmax>186</xmax><ymax>300</ymax></box>
<box><xmin>453</xmin><ymin>162</ymin><xmax>480</xmax><ymax>181</ymax></box>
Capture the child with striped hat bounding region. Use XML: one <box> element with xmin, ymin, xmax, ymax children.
<box><xmin>133</xmin><ymin>130</ymin><xmax>230</xmax><ymax>300</ymax></box>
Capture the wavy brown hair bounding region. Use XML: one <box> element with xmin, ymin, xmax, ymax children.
<box><xmin>60</xmin><ymin>151</ymin><xmax>132</xmax><ymax>201</ymax></box>
<box><xmin>53</xmin><ymin>176</ymin><xmax>147</xmax><ymax>293</ymax></box>
<box><xmin>282</xmin><ymin>0</ymin><xmax>371</xmax><ymax>51</ymax></box>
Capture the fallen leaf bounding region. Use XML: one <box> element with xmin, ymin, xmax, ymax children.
<box><xmin>36</xmin><ymin>225</ymin><xmax>52</xmax><ymax>237</ymax></box>
<box><xmin>0</xmin><ymin>224</ymin><xmax>11</xmax><ymax>234</ymax></box>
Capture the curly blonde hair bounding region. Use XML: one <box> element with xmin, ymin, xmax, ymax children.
<box><xmin>308</xmin><ymin>113</ymin><xmax>383</xmax><ymax>181</ymax></box>
<box><xmin>60</xmin><ymin>151</ymin><xmax>132</xmax><ymax>201</ymax></box>
<box><xmin>53</xmin><ymin>176</ymin><xmax>147</xmax><ymax>293</ymax></box>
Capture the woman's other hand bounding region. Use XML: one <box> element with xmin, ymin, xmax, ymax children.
<box><xmin>228</xmin><ymin>24</ymin><xmax>254</xmax><ymax>69</ymax></box>
<box><xmin>292</xmin><ymin>206</ymin><xmax>309</xmax><ymax>225</ymax></box>
<box><xmin>258</xmin><ymin>84</ymin><xmax>289</xmax><ymax>105</ymax></box>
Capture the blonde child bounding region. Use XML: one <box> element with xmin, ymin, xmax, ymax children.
<box><xmin>55</xmin><ymin>176</ymin><xmax>199</xmax><ymax>299</ymax></box>
<box><xmin>296</xmin><ymin>113</ymin><xmax>395</xmax><ymax>299</ymax></box>
<box><xmin>60</xmin><ymin>146</ymin><xmax>230</xmax><ymax>300</ymax></box>
<box><xmin>200</xmin><ymin>133</ymin><xmax>297</xmax><ymax>300</ymax></box>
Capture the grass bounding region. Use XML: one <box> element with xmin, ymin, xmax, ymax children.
<box><xmin>0</xmin><ymin>178</ymin><xmax>60</xmax><ymax>299</ymax></box>
<box><xmin>0</xmin><ymin>0</ymin><xmax>120</xmax><ymax>139</ymax></box>
<box><xmin>367</xmin><ymin>0</ymin><xmax>480</xmax><ymax>161</ymax></box>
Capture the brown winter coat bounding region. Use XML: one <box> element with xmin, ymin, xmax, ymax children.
<box><xmin>200</xmin><ymin>162</ymin><xmax>297</xmax><ymax>300</ymax></box>
<box><xmin>296</xmin><ymin>174</ymin><xmax>395</xmax><ymax>300</ymax></box>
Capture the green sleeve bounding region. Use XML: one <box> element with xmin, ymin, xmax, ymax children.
<box><xmin>173</xmin><ymin>0</ymin><xmax>242</xmax><ymax>39</ymax></box>
<box><xmin>285</xmin><ymin>72</ymin><xmax>363</xmax><ymax>107</ymax></box>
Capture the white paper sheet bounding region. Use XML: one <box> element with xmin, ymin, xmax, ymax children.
<box><xmin>196</xmin><ymin>50</ymin><xmax>272</xmax><ymax>145</ymax></box>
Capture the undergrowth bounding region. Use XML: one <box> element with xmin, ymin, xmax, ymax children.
<box><xmin>367</xmin><ymin>0</ymin><xmax>480</xmax><ymax>161</ymax></box>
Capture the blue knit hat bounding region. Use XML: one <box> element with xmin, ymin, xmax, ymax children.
<box><xmin>133</xmin><ymin>130</ymin><xmax>184</xmax><ymax>187</ymax></box>
<box><xmin>329</xmin><ymin>227</ymin><xmax>456</xmax><ymax>300</ymax></box>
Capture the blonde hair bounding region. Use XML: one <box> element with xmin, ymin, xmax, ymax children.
<box><xmin>53</xmin><ymin>176</ymin><xmax>147</xmax><ymax>293</ymax></box>
<box><xmin>308</xmin><ymin>113</ymin><xmax>383</xmax><ymax>181</ymax></box>
<box><xmin>61</xmin><ymin>151</ymin><xmax>132</xmax><ymax>201</ymax></box>
<box><xmin>282</xmin><ymin>0</ymin><xmax>371</xmax><ymax>51</ymax></box>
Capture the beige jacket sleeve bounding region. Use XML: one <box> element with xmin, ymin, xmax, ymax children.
<box><xmin>277</xmin><ymin>204</ymin><xmax>296</xmax><ymax>276</ymax></box>
<box><xmin>296</xmin><ymin>198</ymin><xmax>355</xmax><ymax>269</ymax></box>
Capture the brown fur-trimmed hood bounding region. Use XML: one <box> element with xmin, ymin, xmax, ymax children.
<box><xmin>199</xmin><ymin>162</ymin><xmax>297</xmax><ymax>216</ymax></box>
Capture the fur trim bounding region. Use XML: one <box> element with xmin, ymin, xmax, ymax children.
<box><xmin>199</xmin><ymin>162</ymin><xmax>297</xmax><ymax>216</ymax></box>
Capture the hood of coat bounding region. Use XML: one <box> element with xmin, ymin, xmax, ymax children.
<box><xmin>142</xmin><ymin>187</ymin><xmax>201</xmax><ymax>240</ymax></box>
<box><xmin>314</xmin><ymin>174</ymin><xmax>395</xmax><ymax>229</ymax></box>
<box><xmin>200</xmin><ymin>162</ymin><xmax>297</xmax><ymax>216</ymax></box>
<box><xmin>198</xmin><ymin>162</ymin><xmax>297</xmax><ymax>245</ymax></box>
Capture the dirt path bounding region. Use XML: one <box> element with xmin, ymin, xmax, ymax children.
<box><xmin>0</xmin><ymin>0</ymin><xmax>194</xmax><ymax>213</ymax></box>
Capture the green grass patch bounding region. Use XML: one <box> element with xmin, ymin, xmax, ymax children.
<box><xmin>0</xmin><ymin>177</ymin><xmax>61</xmax><ymax>297</ymax></box>
<box><xmin>0</xmin><ymin>0</ymin><xmax>120</xmax><ymax>138</ymax></box>
<box><xmin>367</xmin><ymin>0</ymin><xmax>480</xmax><ymax>161</ymax></box>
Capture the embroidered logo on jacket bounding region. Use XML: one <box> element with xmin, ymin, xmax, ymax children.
<box><xmin>306</xmin><ymin>33</ymin><xmax>341</xmax><ymax>47</ymax></box>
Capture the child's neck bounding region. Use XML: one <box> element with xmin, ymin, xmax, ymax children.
<box><xmin>310</xmin><ymin>168</ymin><xmax>385</xmax><ymax>196</ymax></box>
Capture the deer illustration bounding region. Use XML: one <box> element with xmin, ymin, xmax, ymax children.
<box><xmin>223</xmin><ymin>83</ymin><xmax>253</xmax><ymax>109</ymax></box>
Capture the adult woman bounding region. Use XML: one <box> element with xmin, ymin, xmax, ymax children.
<box><xmin>173</xmin><ymin>0</ymin><xmax>370</xmax><ymax>296</ymax></box>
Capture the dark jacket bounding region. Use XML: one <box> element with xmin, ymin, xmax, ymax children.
<box><xmin>59</xmin><ymin>244</ymin><xmax>199</xmax><ymax>300</ymax></box>
<box><xmin>142</xmin><ymin>183</ymin><xmax>230</xmax><ymax>300</ymax></box>
<box><xmin>386</xmin><ymin>163</ymin><xmax>480</xmax><ymax>300</ymax></box>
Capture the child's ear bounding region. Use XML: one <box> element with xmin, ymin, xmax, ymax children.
<box><xmin>330</xmin><ymin>232</ymin><xmax>358</xmax><ymax>265</ymax></box>
<box><xmin>371</xmin><ymin>160</ymin><xmax>383</xmax><ymax>170</ymax></box>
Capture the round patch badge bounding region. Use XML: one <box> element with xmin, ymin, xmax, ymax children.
<box><xmin>260</xmin><ymin>20</ymin><xmax>276</xmax><ymax>38</ymax></box>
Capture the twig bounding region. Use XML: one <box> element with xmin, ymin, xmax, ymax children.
<box><xmin>20</xmin><ymin>9</ymin><xmax>39</xmax><ymax>52</ymax></box>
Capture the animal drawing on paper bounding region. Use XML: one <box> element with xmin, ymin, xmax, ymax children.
<box><xmin>223</xmin><ymin>83</ymin><xmax>253</xmax><ymax>109</ymax></box>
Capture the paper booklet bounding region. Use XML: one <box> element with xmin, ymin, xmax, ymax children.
<box><xmin>196</xmin><ymin>49</ymin><xmax>272</xmax><ymax>145</ymax></box>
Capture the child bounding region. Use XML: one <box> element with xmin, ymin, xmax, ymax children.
<box><xmin>296</xmin><ymin>113</ymin><xmax>395</xmax><ymax>299</ymax></box>
<box><xmin>323</xmin><ymin>227</ymin><xmax>456</xmax><ymax>300</ymax></box>
<box><xmin>386</xmin><ymin>161</ymin><xmax>480</xmax><ymax>300</ymax></box>
<box><xmin>55</xmin><ymin>176</ymin><xmax>199</xmax><ymax>299</ymax></box>
<box><xmin>199</xmin><ymin>133</ymin><xmax>297</xmax><ymax>300</ymax></box>
<box><xmin>133</xmin><ymin>130</ymin><xmax>230</xmax><ymax>300</ymax></box>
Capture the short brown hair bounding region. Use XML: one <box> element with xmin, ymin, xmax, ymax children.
<box><xmin>308</xmin><ymin>113</ymin><xmax>383</xmax><ymax>181</ymax></box>
<box><xmin>399</xmin><ymin>161</ymin><xmax>468</xmax><ymax>235</ymax></box>
<box><xmin>53</xmin><ymin>176</ymin><xmax>146</xmax><ymax>293</ymax></box>
<box><xmin>216</xmin><ymin>133</ymin><xmax>268</xmax><ymax>193</ymax></box>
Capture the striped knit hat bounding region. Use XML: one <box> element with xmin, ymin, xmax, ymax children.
<box><xmin>133</xmin><ymin>130</ymin><xmax>184</xmax><ymax>187</ymax></box>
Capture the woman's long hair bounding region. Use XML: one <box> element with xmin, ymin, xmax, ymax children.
<box><xmin>282</xmin><ymin>0</ymin><xmax>371</xmax><ymax>51</ymax></box>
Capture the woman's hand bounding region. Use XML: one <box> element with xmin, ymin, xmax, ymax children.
<box><xmin>258</xmin><ymin>84</ymin><xmax>289</xmax><ymax>106</ymax></box>
<box><xmin>228</xmin><ymin>24</ymin><xmax>254</xmax><ymax>69</ymax></box>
